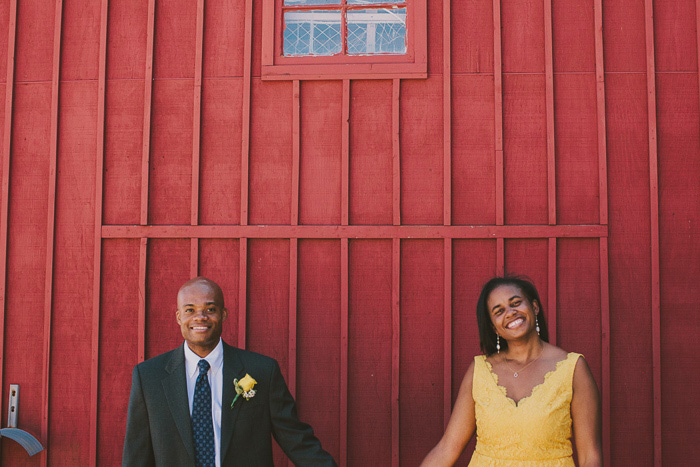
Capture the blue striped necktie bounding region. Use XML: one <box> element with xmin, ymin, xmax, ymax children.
<box><xmin>192</xmin><ymin>359</ymin><xmax>215</xmax><ymax>467</ymax></box>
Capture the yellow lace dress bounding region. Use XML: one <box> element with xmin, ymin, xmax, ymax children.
<box><xmin>469</xmin><ymin>352</ymin><xmax>581</xmax><ymax>466</ymax></box>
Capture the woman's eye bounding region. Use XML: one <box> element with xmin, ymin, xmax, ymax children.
<box><xmin>512</xmin><ymin>301</ymin><xmax>521</xmax><ymax>306</ymax></box>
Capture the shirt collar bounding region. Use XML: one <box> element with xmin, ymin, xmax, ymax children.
<box><xmin>184</xmin><ymin>338</ymin><xmax>224</xmax><ymax>379</ymax></box>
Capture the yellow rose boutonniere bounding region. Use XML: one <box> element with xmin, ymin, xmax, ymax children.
<box><xmin>231</xmin><ymin>374</ymin><xmax>257</xmax><ymax>409</ymax></box>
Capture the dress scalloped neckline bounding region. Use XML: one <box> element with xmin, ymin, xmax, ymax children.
<box><xmin>483</xmin><ymin>352</ymin><xmax>574</xmax><ymax>408</ymax></box>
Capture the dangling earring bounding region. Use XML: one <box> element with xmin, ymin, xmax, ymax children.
<box><xmin>535</xmin><ymin>316</ymin><xmax>540</xmax><ymax>336</ymax></box>
<box><xmin>496</xmin><ymin>334</ymin><xmax>501</xmax><ymax>353</ymax></box>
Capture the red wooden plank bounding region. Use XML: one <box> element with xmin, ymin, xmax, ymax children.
<box><xmin>392</xmin><ymin>79</ymin><xmax>400</xmax><ymax>226</ymax></box>
<box><xmin>138</xmin><ymin>238</ymin><xmax>147</xmax><ymax>362</ymax></box>
<box><xmin>600</xmin><ymin>237</ymin><xmax>611</xmax><ymax>467</ymax></box>
<box><xmin>452</xmin><ymin>75</ymin><xmax>496</xmax><ymax>225</ymax></box>
<box><xmin>698</xmin><ymin>0</ymin><xmax>700</xmax><ymax>129</ymax></box>
<box><xmin>547</xmin><ymin>238</ymin><xmax>557</xmax><ymax>345</ymax></box>
<box><xmin>594</xmin><ymin>0</ymin><xmax>608</xmax><ymax>225</ymax></box>
<box><xmin>391</xmin><ymin>237</ymin><xmax>400</xmax><ymax>467</ymax></box>
<box><xmin>0</xmin><ymin>0</ymin><xmax>16</xmax><ymax>398</ymax></box>
<box><xmin>341</xmin><ymin>80</ymin><xmax>349</xmax><ymax>226</ymax></box>
<box><xmin>238</xmin><ymin>238</ymin><xmax>247</xmax><ymax>349</ymax></box>
<box><xmin>90</xmin><ymin>1</ymin><xmax>109</xmax><ymax>464</ymax></box>
<box><xmin>643</xmin><ymin>1</ymin><xmax>662</xmax><ymax>464</ymax></box>
<box><xmin>443</xmin><ymin>238</ymin><xmax>452</xmax><ymax>429</ymax></box>
<box><xmin>349</xmin><ymin>80</ymin><xmax>392</xmax><ymax>225</ymax></box>
<box><xmin>41</xmin><ymin>2</ymin><xmax>63</xmax><ymax>462</ymax></box>
<box><xmin>443</xmin><ymin>0</ymin><xmax>451</xmax><ymax>226</ymax></box>
<box><xmin>140</xmin><ymin>0</ymin><xmax>155</xmax><ymax>226</ymax></box>
<box><xmin>299</xmin><ymin>81</ymin><xmax>342</xmax><ymax>225</ymax></box>
<box><xmin>544</xmin><ymin>0</ymin><xmax>556</xmax><ymax>225</ymax></box>
<box><xmin>288</xmin><ymin>239</ymin><xmax>297</xmax><ymax>398</ymax></box>
<box><xmin>102</xmin><ymin>224</ymin><xmax>608</xmax><ymax>240</ymax></box>
<box><xmin>297</xmin><ymin>240</ymin><xmax>341</xmax><ymax>460</ymax></box>
<box><xmin>400</xmin><ymin>240</ymin><xmax>444</xmax><ymax>461</ymax></box>
<box><xmin>240</xmin><ymin>0</ymin><xmax>253</xmax><ymax>226</ymax></box>
<box><xmin>347</xmin><ymin>240</ymin><xmax>392</xmax><ymax>465</ymax></box>
<box><xmin>292</xmin><ymin>80</ymin><xmax>300</xmax><ymax>226</ymax></box>
<box><xmin>340</xmin><ymin>238</ymin><xmax>348</xmax><ymax>466</ymax></box>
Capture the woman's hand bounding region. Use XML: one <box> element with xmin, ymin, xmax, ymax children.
<box><xmin>571</xmin><ymin>357</ymin><xmax>603</xmax><ymax>466</ymax></box>
<box><xmin>420</xmin><ymin>362</ymin><xmax>477</xmax><ymax>466</ymax></box>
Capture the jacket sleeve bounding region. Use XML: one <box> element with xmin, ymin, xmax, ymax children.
<box><xmin>123</xmin><ymin>365</ymin><xmax>155</xmax><ymax>467</ymax></box>
<box><xmin>268</xmin><ymin>360</ymin><xmax>337</xmax><ymax>467</ymax></box>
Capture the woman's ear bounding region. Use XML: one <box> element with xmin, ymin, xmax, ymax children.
<box><xmin>532</xmin><ymin>299</ymin><xmax>540</xmax><ymax>315</ymax></box>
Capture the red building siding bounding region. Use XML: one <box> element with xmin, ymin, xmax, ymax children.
<box><xmin>0</xmin><ymin>1</ymin><xmax>698</xmax><ymax>466</ymax></box>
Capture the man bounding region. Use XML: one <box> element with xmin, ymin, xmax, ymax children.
<box><xmin>123</xmin><ymin>277</ymin><xmax>337</xmax><ymax>467</ymax></box>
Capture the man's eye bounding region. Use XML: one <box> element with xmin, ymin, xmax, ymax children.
<box><xmin>208</xmin><ymin>308</ymin><xmax>215</xmax><ymax>313</ymax></box>
<box><xmin>186</xmin><ymin>308</ymin><xmax>194</xmax><ymax>313</ymax></box>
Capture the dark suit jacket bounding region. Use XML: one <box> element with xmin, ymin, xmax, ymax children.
<box><xmin>123</xmin><ymin>342</ymin><xmax>336</xmax><ymax>467</ymax></box>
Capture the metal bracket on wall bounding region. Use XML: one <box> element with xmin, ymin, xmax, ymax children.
<box><xmin>0</xmin><ymin>385</ymin><xmax>44</xmax><ymax>456</ymax></box>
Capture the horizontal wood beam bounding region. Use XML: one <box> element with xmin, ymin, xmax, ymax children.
<box><xmin>102</xmin><ymin>224</ymin><xmax>607</xmax><ymax>239</ymax></box>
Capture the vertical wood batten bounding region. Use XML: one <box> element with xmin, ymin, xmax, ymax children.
<box><xmin>643</xmin><ymin>0</ymin><xmax>662</xmax><ymax>464</ymax></box>
<box><xmin>599</xmin><ymin>237</ymin><xmax>611</xmax><ymax>466</ymax></box>
<box><xmin>138</xmin><ymin>238</ymin><xmax>147</xmax><ymax>362</ymax></box>
<box><xmin>594</xmin><ymin>0</ymin><xmax>608</xmax><ymax>226</ymax></box>
<box><xmin>494</xmin><ymin>0</ymin><xmax>505</xmax><ymax>276</ymax></box>
<box><xmin>41</xmin><ymin>1</ymin><xmax>64</xmax><ymax>462</ymax></box>
<box><xmin>340</xmin><ymin>79</ymin><xmax>350</xmax><ymax>466</ymax></box>
<box><xmin>593</xmin><ymin>1</ymin><xmax>610</xmax><ymax>462</ymax></box>
<box><xmin>288</xmin><ymin>238</ymin><xmax>297</xmax><ymax>398</ymax></box>
<box><xmin>339</xmin><ymin>238</ymin><xmax>348</xmax><ymax>466</ymax></box>
<box><xmin>238</xmin><ymin>0</ymin><xmax>254</xmax><ymax>349</ymax></box>
<box><xmin>392</xmin><ymin>79</ymin><xmax>400</xmax><ymax>226</ymax></box>
<box><xmin>138</xmin><ymin>0</ymin><xmax>155</xmax><ymax>362</ymax></box>
<box><xmin>0</xmin><ymin>0</ymin><xmax>17</xmax><ymax>395</ymax></box>
<box><xmin>493</xmin><ymin>0</ymin><xmax>504</xmax><ymax>227</ymax></box>
<box><xmin>288</xmin><ymin>79</ymin><xmax>300</xmax><ymax>405</ymax></box>
<box><xmin>544</xmin><ymin>0</ymin><xmax>556</xmax><ymax>225</ymax></box>
<box><xmin>442</xmin><ymin>0</ymin><xmax>452</xmax><ymax>430</ymax></box>
<box><xmin>547</xmin><ymin>238</ymin><xmax>556</xmax><ymax>345</ymax></box>
<box><xmin>89</xmin><ymin>0</ymin><xmax>109</xmax><ymax>464</ymax></box>
<box><xmin>190</xmin><ymin>0</ymin><xmax>205</xmax><ymax>279</ymax></box>
<box><xmin>443</xmin><ymin>238</ymin><xmax>452</xmax><ymax>428</ymax></box>
<box><xmin>443</xmin><ymin>0</ymin><xmax>451</xmax><ymax>227</ymax></box>
<box><xmin>391</xmin><ymin>238</ymin><xmax>400</xmax><ymax>467</ymax></box>
<box><xmin>341</xmin><ymin>80</ymin><xmax>349</xmax><ymax>226</ymax></box>
<box><xmin>292</xmin><ymin>80</ymin><xmax>300</xmax><ymax>226</ymax></box>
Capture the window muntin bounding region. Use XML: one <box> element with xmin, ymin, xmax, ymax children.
<box><xmin>282</xmin><ymin>1</ymin><xmax>407</xmax><ymax>57</ymax></box>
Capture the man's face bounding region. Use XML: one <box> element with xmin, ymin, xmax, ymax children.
<box><xmin>176</xmin><ymin>281</ymin><xmax>227</xmax><ymax>357</ymax></box>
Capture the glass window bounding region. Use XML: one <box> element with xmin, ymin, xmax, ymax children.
<box><xmin>262</xmin><ymin>0</ymin><xmax>426</xmax><ymax>80</ymax></box>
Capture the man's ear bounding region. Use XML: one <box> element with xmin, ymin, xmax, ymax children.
<box><xmin>222</xmin><ymin>307</ymin><xmax>228</xmax><ymax>321</ymax></box>
<box><xmin>176</xmin><ymin>309</ymin><xmax>182</xmax><ymax>325</ymax></box>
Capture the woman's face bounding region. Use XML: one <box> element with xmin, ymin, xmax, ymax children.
<box><xmin>487</xmin><ymin>284</ymin><xmax>539</xmax><ymax>341</ymax></box>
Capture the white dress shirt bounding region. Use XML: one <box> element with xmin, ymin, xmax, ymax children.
<box><xmin>184</xmin><ymin>339</ymin><xmax>224</xmax><ymax>467</ymax></box>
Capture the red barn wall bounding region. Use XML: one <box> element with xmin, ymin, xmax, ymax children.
<box><xmin>0</xmin><ymin>0</ymin><xmax>698</xmax><ymax>466</ymax></box>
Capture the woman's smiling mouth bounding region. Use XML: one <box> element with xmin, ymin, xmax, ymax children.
<box><xmin>506</xmin><ymin>317</ymin><xmax>525</xmax><ymax>329</ymax></box>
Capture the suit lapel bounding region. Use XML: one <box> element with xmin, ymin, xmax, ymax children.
<box><xmin>162</xmin><ymin>347</ymin><xmax>195</xmax><ymax>462</ymax></box>
<box><xmin>221</xmin><ymin>343</ymin><xmax>246</xmax><ymax>461</ymax></box>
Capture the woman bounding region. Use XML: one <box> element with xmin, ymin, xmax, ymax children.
<box><xmin>422</xmin><ymin>277</ymin><xmax>602</xmax><ymax>466</ymax></box>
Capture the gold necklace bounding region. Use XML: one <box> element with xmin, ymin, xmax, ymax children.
<box><xmin>503</xmin><ymin>349</ymin><xmax>543</xmax><ymax>378</ymax></box>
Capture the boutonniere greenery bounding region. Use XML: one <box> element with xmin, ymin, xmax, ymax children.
<box><xmin>231</xmin><ymin>373</ymin><xmax>257</xmax><ymax>409</ymax></box>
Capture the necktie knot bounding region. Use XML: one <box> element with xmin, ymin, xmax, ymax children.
<box><xmin>198</xmin><ymin>359</ymin><xmax>210</xmax><ymax>375</ymax></box>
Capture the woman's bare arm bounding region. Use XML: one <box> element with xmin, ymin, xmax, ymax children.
<box><xmin>420</xmin><ymin>362</ymin><xmax>477</xmax><ymax>466</ymax></box>
<box><xmin>571</xmin><ymin>357</ymin><xmax>603</xmax><ymax>466</ymax></box>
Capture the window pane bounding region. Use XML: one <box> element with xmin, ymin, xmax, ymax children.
<box><xmin>347</xmin><ymin>8</ymin><xmax>406</xmax><ymax>55</ymax></box>
<box><xmin>284</xmin><ymin>10</ymin><xmax>342</xmax><ymax>56</ymax></box>
<box><xmin>284</xmin><ymin>0</ymin><xmax>340</xmax><ymax>5</ymax></box>
<box><xmin>347</xmin><ymin>0</ymin><xmax>405</xmax><ymax>4</ymax></box>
